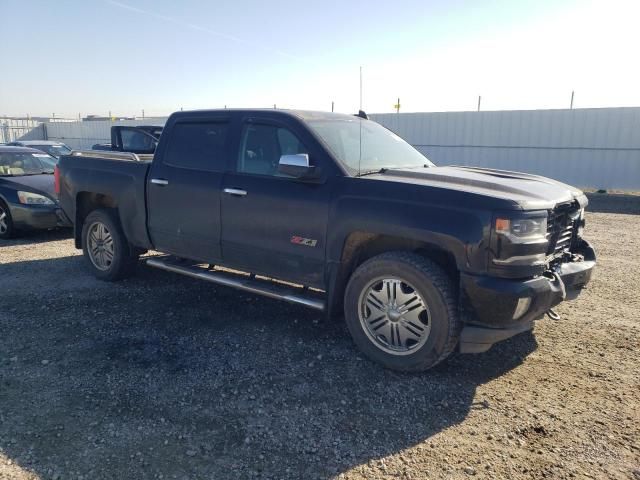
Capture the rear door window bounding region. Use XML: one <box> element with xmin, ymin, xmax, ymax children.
<box><xmin>163</xmin><ymin>122</ymin><xmax>229</xmax><ymax>172</ymax></box>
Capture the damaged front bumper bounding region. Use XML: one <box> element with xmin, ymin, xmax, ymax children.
<box><xmin>458</xmin><ymin>239</ymin><xmax>596</xmax><ymax>353</ymax></box>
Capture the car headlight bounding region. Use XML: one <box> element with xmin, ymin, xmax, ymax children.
<box><xmin>492</xmin><ymin>214</ymin><xmax>549</xmax><ymax>267</ymax></box>
<box><xmin>495</xmin><ymin>216</ymin><xmax>547</xmax><ymax>243</ymax></box>
<box><xmin>17</xmin><ymin>191</ymin><xmax>55</xmax><ymax>205</ymax></box>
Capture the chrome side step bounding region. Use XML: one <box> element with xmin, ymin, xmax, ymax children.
<box><xmin>145</xmin><ymin>257</ymin><xmax>326</xmax><ymax>311</ymax></box>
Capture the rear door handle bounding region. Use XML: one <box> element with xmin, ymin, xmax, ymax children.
<box><xmin>151</xmin><ymin>178</ymin><xmax>169</xmax><ymax>186</ymax></box>
<box><xmin>223</xmin><ymin>188</ymin><xmax>247</xmax><ymax>196</ymax></box>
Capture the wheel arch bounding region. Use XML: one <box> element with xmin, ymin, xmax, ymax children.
<box><xmin>326</xmin><ymin>231</ymin><xmax>459</xmax><ymax>318</ymax></box>
<box><xmin>74</xmin><ymin>192</ymin><xmax>118</xmax><ymax>248</ymax></box>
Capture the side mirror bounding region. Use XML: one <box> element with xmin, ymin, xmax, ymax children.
<box><xmin>278</xmin><ymin>154</ymin><xmax>319</xmax><ymax>179</ymax></box>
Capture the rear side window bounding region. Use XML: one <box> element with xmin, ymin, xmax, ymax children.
<box><xmin>164</xmin><ymin>122</ymin><xmax>229</xmax><ymax>172</ymax></box>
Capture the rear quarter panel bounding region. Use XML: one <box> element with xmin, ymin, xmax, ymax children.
<box><xmin>58</xmin><ymin>156</ymin><xmax>152</xmax><ymax>248</ymax></box>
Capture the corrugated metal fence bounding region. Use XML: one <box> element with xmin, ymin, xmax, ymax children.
<box><xmin>34</xmin><ymin>108</ymin><xmax>640</xmax><ymax>190</ymax></box>
<box><xmin>45</xmin><ymin>118</ymin><xmax>167</xmax><ymax>150</ymax></box>
<box><xmin>0</xmin><ymin>118</ymin><xmax>44</xmax><ymax>143</ymax></box>
<box><xmin>371</xmin><ymin>107</ymin><xmax>640</xmax><ymax>191</ymax></box>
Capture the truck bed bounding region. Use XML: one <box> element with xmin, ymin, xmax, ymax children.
<box><xmin>57</xmin><ymin>151</ymin><xmax>153</xmax><ymax>249</ymax></box>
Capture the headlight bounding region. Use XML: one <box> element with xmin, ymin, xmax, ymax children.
<box><xmin>17</xmin><ymin>191</ymin><xmax>55</xmax><ymax>205</ymax></box>
<box><xmin>492</xmin><ymin>214</ymin><xmax>549</xmax><ymax>268</ymax></box>
<box><xmin>495</xmin><ymin>216</ymin><xmax>547</xmax><ymax>243</ymax></box>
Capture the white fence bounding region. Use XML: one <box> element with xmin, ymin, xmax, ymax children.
<box><xmin>0</xmin><ymin>118</ymin><xmax>44</xmax><ymax>143</ymax></box>
<box><xmin>24</xmin><ymin>108</ymin><xmax>640</xmax><ymax>190</ymax></box>
<box><xmin>44</xmin><ymin>118</ymin><xmax>167</xmax><ymax>150</ymax></box>
<box><xmin>371</xmin><ymin>107</ymin><xmax>640</xmax><ymax>191</ymax></box>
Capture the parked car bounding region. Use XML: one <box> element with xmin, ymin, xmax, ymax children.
<box><xmin>7</xmin><ymin>140</ymin><xmax>72</xmax><ymax>159</ymax></box>
<box><xmin>0</xmin><ymin>146</ymin><xmax>71</xmax><ymax>238</ymax></box>
<box><xmin>57</xmin><ymin>109</ymin><xmax>596</xmax><ymax>371</ymax></box>
<box><xmin>92</xmin><ymin>125</ymin><xmax>163</xmax><ymax>154</ymax></box>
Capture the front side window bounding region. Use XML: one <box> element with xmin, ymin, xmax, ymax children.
<box><xmin>0</xmin><ymin>152</ymin><xmax>55</xmax><ymax>176</ymax></box>
<box><xmin>238</xmin><ymin>123</ymin><xmax>308</xmax><ymax>176</ymax></box>
<box><xmin>120</xmin><ymin>129</ymin><xmax>157</xmax><ymax>152</ymax></box>
<box><xmin>307</xmin><ymin>118</ymin><xmax>434</xmax><ymax>175</ymax></box>
<box><xmin>164</xmin><ymin>122</ymin><xmax>229</xmax><ymax>172</ymax></box>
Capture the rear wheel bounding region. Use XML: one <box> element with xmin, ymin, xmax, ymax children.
<box><xmin>344</xmin><ymin>251</ymin><xmax>460</xmax><ymax>372</ymax></box>
<box><xmin>0</xmin><ymin>201</ymin><xmax>16</xmax><ymax>239</ymax></box>
<box><xmin>82</xmin><ymin>209</ymin><xmax>138</xmax><ymax>281</ymax></box>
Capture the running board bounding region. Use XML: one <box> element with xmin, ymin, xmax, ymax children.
<box><xmin>145</xmin><ymin>257</ymin><xmax>326</xmax><ymax>311</ymax></box>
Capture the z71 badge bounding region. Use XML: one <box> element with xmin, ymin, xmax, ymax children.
<box><xmin>290</xmin><ymin>236</ymin><xmax>318</xmax><ymax>247</ymax></box>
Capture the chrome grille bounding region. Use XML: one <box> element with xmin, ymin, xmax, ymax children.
<box><xmin>547</xmin><ymin>204</ymin><xmax>579</xmax><ymax>256</ymax></box>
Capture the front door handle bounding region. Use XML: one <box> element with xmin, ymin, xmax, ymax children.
<box><xmin>223</xmin><ymin>188</ymin><xmax>247</xmax><ymax>196</ymax></box>
<box><xmin>151</xmin><ymin>178</ymin><xmax>169</xmax><ymax>186</ymax></box>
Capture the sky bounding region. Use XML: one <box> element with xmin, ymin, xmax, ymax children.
<box><xmin>1</xmin><ymin>0</ymin><xmax>639</xmax><ymax>118</ymax></box>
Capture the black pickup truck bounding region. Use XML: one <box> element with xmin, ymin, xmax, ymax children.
<box><xmin>92</xmin><ymin>125</ymin><xmax>163</xmax><ymax>154</ymax></box>
<box><xmin>56</xmin><ymin>109</ymin><xmax>596</xmax><ymax>371</ymax></box>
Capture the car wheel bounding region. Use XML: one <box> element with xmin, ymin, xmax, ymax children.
<box><xmin>81</xmin><ymin>209</ymin><xmax>138</xmax><ymax>281</ymax></box>
<box><xmin>344</xmin><ymin>251</ymin><xmax>460</xmax><ymax>372</ymax></box>
<box><xmin>0</xmin><ymin>201</ymin><xmax>16</xmax><ymax>239</ymax></box>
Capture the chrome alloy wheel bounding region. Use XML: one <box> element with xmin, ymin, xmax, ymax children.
<box><xmin>0</xmin><ymin>206</ymin><xmax>7</xmax><ymax>235</ymax></box>
<box><xmin>358</xmin><ymin>277</ymin><xmax>432</xmax><ymax>355</ymax></box>
<box><xmin>87</xmin><ymin>222</ymin><xmax>115</xmax><ymax>271</ymax></box>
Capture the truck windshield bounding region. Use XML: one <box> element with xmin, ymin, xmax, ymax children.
<box><xmin>0</xmin><ymin>152</ymin><xmax>56</xmax><ymax>176</ymax></box>
<box><xmin>307</xmin><ymin>118</ymin><xmax>435</xmax><ymax>175</ymax></box>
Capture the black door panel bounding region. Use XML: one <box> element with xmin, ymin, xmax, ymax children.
<box><xmin>147</xmin><ymin>120</ymin><xmax>229</xmax><ymax>262</ymax></box>
<box><xmin>221</xmin><ymin>173</ymin><xmax>329</xmax><ymax>287</ymax></box>
<box><xmin>221</xmin><ymin>119</ymin><xmax>331</xmax><ymax>288</ymax></box>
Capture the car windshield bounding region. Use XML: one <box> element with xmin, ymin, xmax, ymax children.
<box><xmin>0</xmin><ymin>152</ymin><xmax>56</xmax><ymax>176</ymax></box>
<box><xmin>39</xmin><ymin>144</ymin><xmax>72</xmax><ymax>158</ymax></box>
<box><xmin>307</xmin><ymin>117</ymin><xmax>435</xmax><ymax>175</ymax></box>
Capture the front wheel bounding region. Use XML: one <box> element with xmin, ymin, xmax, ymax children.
<box><xmin>0</xmin><ymin>201</ymin><xmax>16</xmax><ymax>239</ymax></box>
<box><xmin>81</xmin><ymin>209</ymin><xmax>138</xmax><ymax>281</ymax></box>
<box><xmin>344</xmin><ymin>251</ymin><xmax>460</xmax><ymax>372</ymax></box>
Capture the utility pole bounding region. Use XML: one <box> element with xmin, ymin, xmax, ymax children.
<box><xmin>359</xmin><ymin>66</ymin><xmax>363</xmax><ymax>111</ymax></box>
<box><xmin>570</xmin><ymin>90</ymin><xmax>575</xmax><ymax>109</ymax></box>
<box><xmin>331</xmin><ymin>101</ymin><xmax>334</xmax><ymax>112</ymax></box>
<box><xmin>142</xmin><ymin>109</ymin><xmax>145</xmax><ymax>119</ymax></box>
<box><xmin>477</xmin><ymin>95</ymin><xmax>482</xmax><ymax>112</ymax></box>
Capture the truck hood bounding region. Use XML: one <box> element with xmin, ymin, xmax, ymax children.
<box><xmin>2</xmin><ymin>174</ymin><xmax>56</xmax><ymax>199</ymax></box>
<box><xmin>376</xmin><ymin>166</ymin><xmax>587</xmax><ymax>210</ymax></box>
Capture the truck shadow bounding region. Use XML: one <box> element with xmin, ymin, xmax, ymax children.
<box><xmin>0</xmin><ymin>255</ymin><xmax>538</xmax><ymax>479</ymax></box>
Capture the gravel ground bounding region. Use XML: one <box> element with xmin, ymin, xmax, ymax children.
<box><xmin>0</xmin><ymin>195</ymin><xmax>638</xmax><ymax>480</ymax></box>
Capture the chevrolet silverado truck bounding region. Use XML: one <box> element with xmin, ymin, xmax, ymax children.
<box><xmin>56</xmin><ymin>109</ymin><xmax>596</xmax><ymax>371</ymax></box>
<box><xmin>92</xmin><ymin>125</ymin><xmax>163</xmax><ymax>153</ymax></box>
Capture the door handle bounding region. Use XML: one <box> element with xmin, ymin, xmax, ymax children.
<box><xmin>223</xmin><ymin>188</ymin><xmax>247</xmax><ymax>196</ymax></box>
<box><xmin>151</xmin><ymin>178</ymin><xmax>169</xmax><ymax>186</ymax></box>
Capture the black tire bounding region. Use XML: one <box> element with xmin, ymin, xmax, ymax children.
<box><xmin>81</xmin><ymin>209</ymin><xmax>138</xmax><ymax>281</ymax></box>
<box><xmin>344</xmin><ymin>251</ymin><xmax>460</xmax><ymax>372</ymax></box>
<box><xmin>0</xmin><ymin>200</ymin><xmax>16</xmax><ymax>239</ymax></box>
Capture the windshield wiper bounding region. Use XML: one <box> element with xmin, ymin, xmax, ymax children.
<box><xmin>357</xmin><ymin>167</ymin><xmax>388</xmax><ymax>177</ymax></box>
